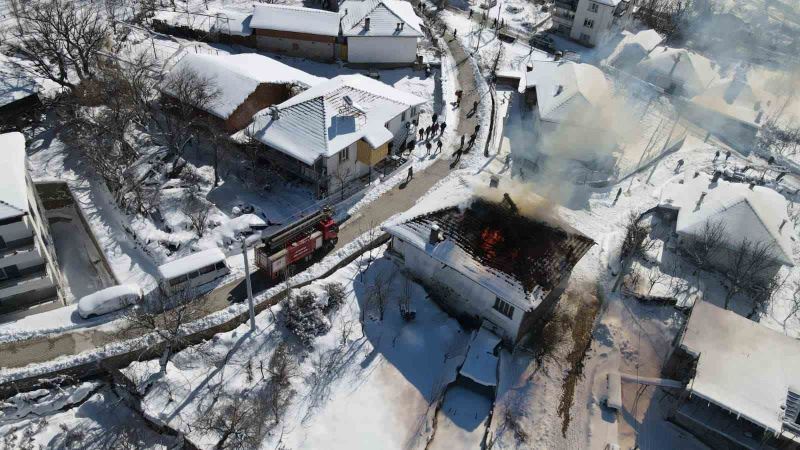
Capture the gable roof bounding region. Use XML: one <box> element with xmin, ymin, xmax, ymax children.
<box><xmin>520</xmin><ymin>61</ymin><xmax>612</xmax><ymax>125</ymax></box>
<box><xmin>690</xmin><ymin>75</ymin><xmax>769</xmax><ymax>127</ymax></box>
<box><xmin>164</xmin><ymin>53</ymin><xmax>324</xmax><ymax>120</ymax></box>
<box><xmin>251</xmin><ymin>4</ymin><xmax>340</xmax><ymax>37</ymax></box>
<box><xmin>0</xmin><ymin>132</ymin><xmax>30</xmax><ymax>221</ymax></box>
<box><xmin>637</xmin><ymin>46</ymin><xmax>718</xmax><ymax>94</ymax></box>
<box><xmin>247</xmin><ymin>74</ymin><xmax>425</xmax><ymax>165</ymax></box>
<box><xmin>340</xmin><ymin>0</ymin><xmax>423</xmax><ymax>37</ymax></box>
<box><xmin>662</xmin><ymin>173</ymin><xmax>794</xmax><ymax>266</ymax></box>
<box><xmin>680</xmin><ymin>300</ymin><xmax>800</xmax><ymax>434</ymax></box>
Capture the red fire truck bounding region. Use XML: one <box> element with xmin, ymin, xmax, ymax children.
<box><xmin>255</xmin><ymin>208</ymin><xmax>338</xmax><ymax>279</ymax></box>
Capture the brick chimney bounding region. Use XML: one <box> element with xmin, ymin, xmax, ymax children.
<box><xmin>364</xmin><ymin>17</ymin><xmax>370</xmax><ymax>29</ymax></box>
<box><xmin>429</xmin><ymin>224</ymin><xmax>442</xmax><ymax>244</ymax></box>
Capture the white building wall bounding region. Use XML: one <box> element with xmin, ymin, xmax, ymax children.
<box><xmin>346</xmin><ymin>36</ymin><xmax>418</xmax><ymax>64</ymax></box>
<box><xmin>570</xmin><ymin>0</ymin><xmax>615</xmax><ymax>46</ymax></box>
<box><xmin>390</xmin><ymin>236</ymin><xmax>525</xmax><ymax>342</ymax></box>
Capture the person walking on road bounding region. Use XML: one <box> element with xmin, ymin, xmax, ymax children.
<box><xmin>432</xmin><ymin>122</ymin><xmax>440</xmax><ymax>135</ymax></box>
<box><xmin>432</xmin><ymin>113</ymin><xmax>438</xmax><ymax>124</ymax></box>
<box><xmin>406</xmin><ymin>166</ymin><xmax>413</xmax><ymax>183</ymax></box>
<box><xmin>418</xmin><ymin>128</ymin><xmax>424</xmax><ymax>140</ymax></box>
<box><xmin>460</xmin><ymin>134</ymin><xmax>465</xmax><ymax>148</ymax></box>
<box><xmin>425</xmin><ymin>141</ymin><xmax>432</xmax><ymax>155</ymax></box>
<box><xmin>439</xmin><ymin>122</ymin><xmax>447</xmax><ymax>135</ymax></box>
<box><xmin>425</xmin><ymin>125</ymin><xmax>432</xmax><ymax>139</ymax></box>
<box><xmin>436</xmin><ymin>140</ymin><xmax>443</xmax><ymax>153</ymax></box>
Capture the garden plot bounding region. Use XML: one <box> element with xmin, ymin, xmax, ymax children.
<box><xmin>121</xmin><ymin>248</ymin><xmax>471</xmax><ymax>450</ymax></box>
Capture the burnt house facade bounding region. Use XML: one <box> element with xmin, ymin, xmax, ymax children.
<box><xmin>383</xmin><ymin>196</ymin><xmax>594</xmax><ymax>343</ymax></box>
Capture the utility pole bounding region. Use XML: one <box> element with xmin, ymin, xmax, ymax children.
<box><xmin>242</xmin><ymin>238</ymin><xmax>256</xmax><ymax>331</ymax></box>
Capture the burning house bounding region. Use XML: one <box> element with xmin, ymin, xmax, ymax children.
<box><xmin>383</xmin><ymin>194</ymin><xmax>594</xmax><ymax>343</ymax></box>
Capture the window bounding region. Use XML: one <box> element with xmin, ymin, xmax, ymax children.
<box><xmin>200</xmin><ymin>264</ymin><xmax>216</xmax><ymax>275</ymax></box>
<box><xmin>214</xmin><ymin>262</ymin><xmax>226</xmax><ymax>271</ymax></box>
<box><xmin>188</xmin><ymin>270</ymin><xmax>200</xmax><ymax>280</ymax></box>
<box><xmin>169</xmin><ymin>276</ymin><xmax>187</xmax><ymax>287</ymax></box>
<box><xmin>583</xmin><ymin>18</ymin><xmax>594</xmax><ymax>28</ymax></box>
<box><xmin>339</xmin><ymin>147</ymin><xmax>350</xmax><ymax>162</ymax></box>
<box><xmin>493</xmin><ymin>297</ymin><xmax>515</xmax><ymax>319</ymax></box>
<box><xmin>0</xmin><ymin>267</ymin><xmax>7</xmax><ymax>281</ymax></box>
<box><xmin>580</xmin><ymin>33</ymin><xmax>592</xmax><ymax>42</ymax></box>
<box><xmin>588</xmin><ymin>2</ymin><xmax>598</xmax><ymax>12</ymax></box>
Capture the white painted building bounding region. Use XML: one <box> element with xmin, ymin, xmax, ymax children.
<box><xmin>552</xmin><ymin>0</ymin><xmax>630</xmax><ymax>47</ymax></box>
<box><xmin>0</xmin><ymin>132</ymin><xmax>64</xmax><ymax>314</ymax></box>
<box><xmin>383</xmin><ymin>195</ymin><xmax>594</xmax><ymax>343</ymax></box>
<box><xmin>339</xmin><ymin>0</ymin><xmax>424</xmax><ymax>64</ymax></box>
<box><xmin>246</xmin><ymin>74</ymin><xmax>425</xmax><ymax>196</ymax></box>
<box><xmin>660</xmin><ymin>173</ymin><xmax>794</xmax><ymax>280</ymax></box>
<box><xmin>511</xmin><ymin>60</ymin><xmax>617</xmax><ymax>173</ymax></box>
<box><xmin>667</xmin><ymin>300</ymin><xmax>800</xmax><ymax>448</ymax></box>
<box><xmin>635</xmin><ymin>46</ymin><xmax>719</xmax><ymax>96</ymax></box>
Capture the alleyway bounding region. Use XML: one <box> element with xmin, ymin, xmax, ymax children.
<box><xmin>335</xmin><ymin>30</ymin><xmax>485</xmax><ymax>249</ymax></box>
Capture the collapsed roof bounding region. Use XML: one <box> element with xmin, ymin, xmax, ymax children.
<box><xmin>340</xmin><ymin>0</ymin><xmax>424</xmax><ymax>37</ymax></box>
<box><xmin>385</xmin><ymin>196</ymin><xmax>594</xmax><ymax>305</ymax></box>
<box><xmin>247</xmin><ymin>74</ymin><xmax>425</xmax><ymax>165</ymax></box>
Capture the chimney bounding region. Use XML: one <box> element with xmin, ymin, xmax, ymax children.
<box><xmin>501</xmin><ymin>193</ymin><xmax>518</xmax><ymax>215</ymax></box>
<box><xmin>269</xmin><ymin>106</ymin><xmax>280</xmax><ymax>120</ymax></box>
<box><xmin>780</xmin><ymin>219</ymin><xmax>788</xmax><ymax>232</ymax></box>
<box><xmin>554</xmin><ymin>51</ymin><xmax>562</xmax><ymax>61</ymax></box>
<box><xmin>748</xmin><ymin>182</ymin><xmax>756</xmax><ymax>190</ymax></box>
<box><xmin>396</xmin><ymin>22</ymin><xmax>402</xmax><ymax>31</ymax></box>
<box><xmin>526</xmin><ymin>63</ymin><xmax>533</xmax><ymax>72</ymax></box>
<box><xmin>364</xmin><ymin>17</ymin><xmax>370</xmax><ymax>29</ymax></box>
<box><xmin>490</xmin><ymin>175</ymin><xmax>499</xmax><ymax>188</ymax></box>
<box><xmin>696</xmin><ymin>191</ymin><xmax>707</xmax><ymax>208</ymax></box>
<box><xmin>429</xmin><ymin>224</ymin><xmax>442</xmax><ymax>244</ymax></box>
<box><xmin>344</xmin><ymin>8</ymin><xmax>348</xmax><ymax>15</ymax></box>
<box><xmin>711</xmin><ymin>171</ymin><xmax>721</xmax><ymax>183</ymax></box>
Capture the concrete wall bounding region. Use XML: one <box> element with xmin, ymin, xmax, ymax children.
<box><xmin>570</xmin><ymin>0</ymin><xmax>615</xmax><ymax>46</ymax></box>
<box><xmin>346</xmin><ymin>36</ymin><xmax>418</xmax><ymax>64</ymax></box>
<box><xmin>388</xmin><ymin>236</ymin><xmax>526</xmax><ymax>342</ymax></box>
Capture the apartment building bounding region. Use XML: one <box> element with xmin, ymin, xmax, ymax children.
<box><xmin>552</xmin><ymin>0</ymin><xmax>631</xmax><ymax>47</ymax></box>
<box><xmin>0</xmin><ymin>132</ymin><xmax>64</xmax><ymax>314</ymax></box>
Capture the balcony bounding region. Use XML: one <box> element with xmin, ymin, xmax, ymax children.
<box><xmin>0</xmin><ymin>264</ymin><xmax>55</xmax><ymax>300</ymax></box>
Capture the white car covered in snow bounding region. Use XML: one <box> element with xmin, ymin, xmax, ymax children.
<box><xmin>77</xmin><ymin>284</ymin><xmax>143</xmax><ymax>319</ymax></box>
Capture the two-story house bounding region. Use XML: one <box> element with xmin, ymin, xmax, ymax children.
<box><xmin>552</xmin><ymin>0</ymin><xmax>631</xmax><ymax>47</ymax></box>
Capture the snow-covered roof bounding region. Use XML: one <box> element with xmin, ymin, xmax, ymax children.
<box><xmin>591</xmin><ymin>0</ymin><xmax>623</xmax><ymax>6</ymax></box>
<box><xmin>153</xmin><ymin>9</ymin><xmax>253</xmax><ymax>36</ymax></box>
<box><xmin>340</xmin><ymin>0</ymin><xmax>423</xmax><ymax>37</ymax></box>
<box><xmin>251</xmin><ymin>4</ymin><xmax>341</xmax><ymax>37</ymax></box>
<box><xmin>247</xmin><ymin>74</ymin><xmax>425</xmax><ymax>165</ymax></box>
<box><xmin>0</xmin><ymin>132</ymin><xmax>30</xmax><ymax>221</ymax></box>
<box><xmin>0</xmin><ymin>60</ymin><xmax>39</xmax><ymax>108</ymax></box>
<box><xmin>607</xmin><ymin>29</ymin><xmax>663</xmax><ymax>67</ymax></box>
<box><xmin>660</xmin><ymin>173</ymin><xmax>794</xmax><ymax>266</ymax></box>
<box><xmin>460</xmin><ymin>326</ymin><xmax>501</xmax><ymax>386</ymax></box>
<box><xmin>680</xmin><ymin>300</ymin><xmax>800</xmax><ymax>434</ymax></box>
<box><xmin>520</xmin><ymin>61</ymin><xmax>612</xmax><ymax>125</ymax></box>
<box><xmin>690</xmin><ymin>75</ymin><xmax>769</xmax><ymax>127</ymax></box>
<box><xmin>637</xmin><ymin>46</ymin><xmax>718</xmax><ymax>95</ymax></box>
<box><xmin>157</xmin><ymin>248</ymin><xmax>227</xmax><ymax>280</ymax></box>
<box><xmin>164</xmin><ymin>53</ymin><xmax>324</xmax><ymax>120</ymax></box>
<box><xmin>383</xmin><ymin>196</ymin><xmax>594</xmax><ymax>308</ymax></box>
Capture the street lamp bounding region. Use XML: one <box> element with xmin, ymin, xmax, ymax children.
<box><xmin>242</xmin><ymin>225</ymin><xmax>269</xmax><ymax>331</ymax></box>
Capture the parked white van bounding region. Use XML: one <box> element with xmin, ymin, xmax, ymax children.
<box><xmin>157</xmin><ymin>248</ymin><xmax>229</xmax><ymax>295</ymax></box>
<box><xmin>77</xmin><ymin>284</ymin><xmax>143</xmax><ymax>319</ymax></box>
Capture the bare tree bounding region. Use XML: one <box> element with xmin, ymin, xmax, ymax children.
<box><xmin>195</xmin><ymin>389</ymin><xmax>270</xmax><ymax>450</ymax></box>
<box><xmin>645</xmin><ymin>266</ymin><xmax>667</xmax><ymax>296</ymax></box>
<box><xmin>683</xmin><ymin>220</ymin><xmax>726</xmax><ymax>269</ymax></box>
<box><xmin>186</xmin><ymin>195</ymin><xmax>213</xmax><ymax>237</ymax></box>
<box><xmin>398</xmin><ymin>277</ymin><xmax>412</xmax><ymax>316</ymax></box>
<box><xmin>332</xmin><ymin>163</ymin><xmax>352</xmax><ymax>201</ymax></box>
<box><xmin>7</xmin><ymin>0</ymin><xmax>110</xmax><ymax>89</ymax></box>
<box><xmin>368</xmin><ymin>270</ymin><xmax>392</xmax><ymax>321</ymax></box>
<box><xmin>117</xmin><ymin>289</ymin><xmax>209</xmax><ymax>374</ymax></box>
<box><xmin>784</xmin><ymin>281</ymin><xmax>800</xmax><ymax>327</ymax></box>
<box><xmin>722</xmin><ymin>238</ymin><xmax>781</xmax><ymax>310</ymax></box>
<box><xmin>157</xmin><ymin>66</ymin><xmax>221</xmax><ymax>169</ymax></box>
